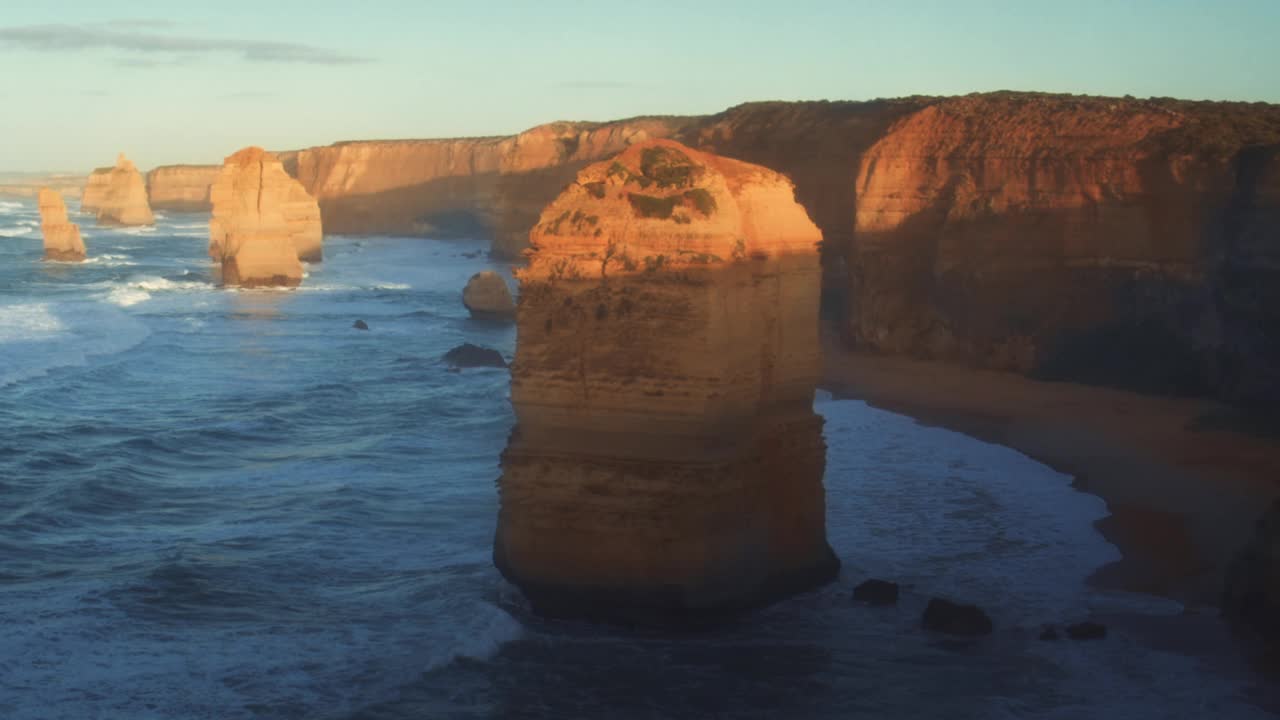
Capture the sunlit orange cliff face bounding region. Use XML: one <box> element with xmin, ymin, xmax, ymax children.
<box><xmin>208</xmin><ymin>147</ymin><xmax>322</xmax><ymax>288</ymax></box>
<box><xmin>493</xmin><ymin>140</ymin><xmax>838</xmax><ymax>621</ymax></box>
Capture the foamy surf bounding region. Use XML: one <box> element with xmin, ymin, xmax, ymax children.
<box><xmin>99</xmin><ymin>275</ymin><xmax>216</xmax><ymax>307</ymax></box>
<box><xmin>0</xmin><ymin>301</ymin><xmax>149</xmax><ymax>386</ymax></box>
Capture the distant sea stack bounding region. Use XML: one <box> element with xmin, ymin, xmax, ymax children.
<box><xmin>80</xmin><ymin>153</ymin><xmax>154</xmax><ymax>226</ymax></box>
<box><xmin>208</xmin><ymin>147</ymin><xmax>322</xmax><ymax>287</ymax></box>
<box><xmin>280</xmin><ymin>118</ymin><xmax>691</xmax><ymax>257</ymax></box>
<box><xmin>493</xmin><ymin>140</ymin><xmax>837</xmax><ymax>622</ymax></box>
<box><xmin>38</xmin><ymin>188</ymin><xmax>86</xmax><ymax>261</ymax></box>
<box><xmin>146</xmin><ymin>165</ymin><xmax>220</xmax><ymax>212</ymax></box>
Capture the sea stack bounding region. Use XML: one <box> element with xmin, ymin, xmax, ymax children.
<box><xmin>462</xmin><ymin>270</ymin><xmax>516</xmax><ymax>320</ymax></box>
<box><xmin>208</xmin><ymin>147</ymin><xmax>323</xmax><ymax>287</ymax></box>
<box><xmin>81</xmin><ymin>153</ymin><xmax>154</xmax><ymax>226</ymax></box>
<box><xmin>38</xmin><ymin>188</ymin><xmax>86</xmax><ymax>261</ymax></box>
<box><xmin>493</xmin><ymin>139</ymin><xmax>837</xmax><ymax>622</ymax></box>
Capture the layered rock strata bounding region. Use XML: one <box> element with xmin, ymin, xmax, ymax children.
<box><xmin>80</xmin><ymin>153</ymin><xmax>154</xmax><ymax>226</ymax></box>
<box><xmin>494</xmin><ymin>140</ymin><xmax>838</xmax><ymax>622</ymax></box>
<box><xmin>848</xmin><ymin>93</ymin><xmax>1280</xmax><ymax>407</ymax></box>
<box><xmin>209</xmin><ymin>147</ymin><xmax>316</xmax><ymax>287</ymax></box>
<box><xmin>146</xmin><ymin>165</ymin><xmax>220</xmax><ymax>212</ymax></box>
<box><xmin>280</xmin><ymin>118</ymin><xmax>693</xmax><ymax>257</ymax></box>
<box><xmin>462</xmin><ymin>270</ymin><xmax>516</xmax><ymax>320</ymax></box>
<box><xmin>38</xmin><ymin>188</ymin><xmax>85</xmax><ymax>261</ymax></box>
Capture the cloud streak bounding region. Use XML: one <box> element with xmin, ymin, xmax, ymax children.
<box><xmin>0</xmin><ymin>23</ymin><xmax>371</xmax><ymax>65</ymax></box>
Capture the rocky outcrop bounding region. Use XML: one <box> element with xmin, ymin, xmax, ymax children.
<box><xmin>280</xmin><ymin>118</ymin><xmax>693</xmax><ymax>258</ymax></box>
<box><xmin>146</xmin><ymin>165</ymin><xmax>220</xmax><ymax>212</ymax></box>
<box><xmin>208</xmin><ymin>147</ymin><xmax>312</xmax><ymax>287</ymax></box>
<box><xmin>847</xmin><ymin>93</ymin><xmax>1280</xmax><ymax>408</ymax></box>
<box><xmin>922</xmin><ymin>598</ymin><xmax>993</xmax><ymax>636</ymax></box>
<box><xmin>1223</xmin><ymin>499</ymin><xmax>1280</xmax><ymax>646</ymax></box>
<box><xmin>38</xmin><ymin>188</ymin><xmax>85</xmax><ymax>261</ymax></box>
<box><xmin>462</xmin><ymin>271</ymin><xmax>516</xmax><ymax>320</ymax></box>
<box><xmin>494</xmin><ymin>140</ymin><xmax>837</xmax><ymax>622</ymax></box>
<box><xmin>80</xmin><ymin>153</ymin><xmax>154</xmax><ymax>226</ymax></box>
<box><xmin>444</xmin><ymin>343</ymin><xmax>507</xmax><ymax>368</ymax></box>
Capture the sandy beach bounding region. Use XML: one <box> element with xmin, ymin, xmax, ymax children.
<box><xmin>821</xmin><ymin>337</ymin><xmax>1280</xmax><ymax>608</ymax></box>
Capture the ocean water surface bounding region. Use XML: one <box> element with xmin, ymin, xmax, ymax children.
<box><xmin>0</xmin><ymin>199</ymin><xmax>1271</xmax><ymax>719</ymax></box>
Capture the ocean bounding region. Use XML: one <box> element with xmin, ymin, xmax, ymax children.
<box><xmin>0</xmin><ymin>198</ymin><xmax>1271</xmax><ymax>719</ymax></box>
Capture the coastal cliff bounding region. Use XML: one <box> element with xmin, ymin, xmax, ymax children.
<box><xmin>209</xmin><ymin>147</ymin><xmax>317</xmax><ymax>287</ymax></box>
<box><xmin>146</xmin><ymin>165</ymin><xmax>220</xmax><ymax>212</ymax></box>
<box><xmin>38</xmin><ymin>188</ymin><xmax>85</xmax><ymax>261</ymax></box>
<box><xmin>280</xmin><ymin>118</ymin><xmax>692</xmax><ymax>257</ymax></box>
<box><xmin>847</xmin><ymin>93</ymin><xmax>1280</xmax><ymax>407</ymax></box>
<box><xmin>80</xmin><ymin>153</ymin><xmax>154</xmax><ymax>226</ymax></box>
<box><xmin>494</xmin><ymin>140</ymin><xmax>837</xmax><ymax>621</ymax></box>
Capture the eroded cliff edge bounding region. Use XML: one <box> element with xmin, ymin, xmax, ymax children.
<box><xmin>847</xmin><ymin>93</ymin><xmax>1280</xmax><ymax>408</ymax></box>
<box><xmin>494</xmin><ymin>140</ymin><xmax>838</xmax><ymax>621</ymax></box>
<box><xmin>147</xmin><ymin>165</ymin><xmax>220</xmax><ymax>212</ymax></box>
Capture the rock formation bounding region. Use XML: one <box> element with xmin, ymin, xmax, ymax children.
<box><xmin>462</xmin><ymin>271</ymin><xmax>516</xmax><ymax>320</ymax></box>
<box><xmin>80</xmin><ymin>153</ymin><xmax>154</xmax><ymax>226</ymax></box>
<box><xmin>208</xmin><ymin>147</ymin><xmax>316</xmax><ymax>287</ymax></box>
<box><xmin>1223</xmin><ymin>499</ymin><xmax>1280</xmax><ymax>647</ymax></box>
<box><xmin>494</xmin><ymin>140</ymin><xmax>837</xmax><ymax>622</ymax></box>
<box><xmin>152</xmin><ymin>93</ymin><xmax>1280</xmax><ymax>407</ymax></box>
<box><xmin>37</xmin><ymin>188</ymin><xmax>85</xmax><ymax>261</ymax></box>
<box><xmin>146</xmin><ymin>165</ymin><xmax>220</xmax><ymax>212</ymax></box>
<box><xmin>280</xmin><ymin>118</ymin><xmax>692</xmax><ymax>257</ymax></box>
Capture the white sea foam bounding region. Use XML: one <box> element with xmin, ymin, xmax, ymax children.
<box><xmin>0</xmin><ymin>301</ymin><xmax>149</xmax><ymax>386</ymax></box>
<box><xmin>99</xmin><ymin>275</ymin><xmax>215</xmax><ymax>307</ymax></box>
<box><xmin>81</xmin><ymin>254</ymin><xmax>136</xmax><ymax>267</ymax></box>
<box><xmin>0</xmin><ymin>225</ymin><xmax>33</xmax><ymax>236</ymax></box>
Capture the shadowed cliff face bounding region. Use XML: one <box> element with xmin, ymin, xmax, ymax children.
<box><xmin>495</xmin><ymin>140</ymin><xmax>837</xmax><ymax>622</ymax></box>
<box><xmin>146</xmin><ymin>165</ymin><xmax>220</xmax><ymax>212</ymax></box>
<box><xmin>678</xmin><ymin>100</ymin><xmax>931</xmax><ymax>313</ymax></box>
<box><xmin>848</xmin><ymin>94</ymin><xmax>1280</xmax><ymax>407</ymax></box>
<box><xmin>279</xmin><ymin>119</ymin><xmax>695</xmax><ymax>258</ymax></box>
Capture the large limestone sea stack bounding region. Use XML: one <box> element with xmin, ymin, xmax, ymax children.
<box><xmin>80</xmin><ymin>153</ymin><xmax>154</xmax><ymax>226</ymax></box>
<box><xmin>209</xmin><ymin>147</ymin><xmax>323</xmax><ymax>287</ymax></box>
<box><xmin>494</xmin><ymin>139</ymin><xmax>837</xmax><ymax>621</ymax></box>
<box><xmin>38</xmin><ymin>188</ymin><xmax>86</xmax><ymax>261</ymax></box>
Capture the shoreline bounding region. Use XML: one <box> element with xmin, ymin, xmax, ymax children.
<box><xmin>820</xmin><ymin>339</ymin><xmax>1280</xmax><ymax>609</ymax></box>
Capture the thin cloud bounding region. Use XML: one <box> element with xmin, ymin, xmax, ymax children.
<box><xmin>556</xmin><ymin>80</ymin><xmax>644</xmax><ymax>90</ymax></box>
<box><xmin>0</xmin><ymin>23</ymin><xmax>372</xmax><ymax>65</ymax></box>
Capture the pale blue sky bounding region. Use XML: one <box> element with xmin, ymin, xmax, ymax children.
<box><xmin>2</xmin><ymin>0</ymin><xmax>1277</xmax><ymax>171</ymax></box>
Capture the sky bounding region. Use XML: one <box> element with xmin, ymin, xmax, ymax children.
<box><xmin>1</xmin><ymin>0</ymin><xmax>1277</xmax><ymax>171</ymax></box>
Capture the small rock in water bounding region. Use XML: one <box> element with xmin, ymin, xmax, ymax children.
<box><xmin>443</xmin><ymin>343</ymin><xmax>507</xmax><ymax>368</ymax></box>
<box><xmin>353</xmin><ymin>320</ymin><xmax>370</xmax><ymax>331</ymax></box>
<box><xmin>1039</xmin><ymin>625</ymin><xmax>1060</xmax><ymax>641</ymax></box>
<box><xmin>922</xmin><ymin>597</ymin><xmax>993</xmax><ymax>636</ymax></box>
<box><xmin>852</xmin><ymin>579</ymin><xmax>899</xmax><ymax>606</ymax></box>
<box><xmin>1065</xmin><ymin>621</ymin><xmax>1107</xmax><ymax>640</ymax></box>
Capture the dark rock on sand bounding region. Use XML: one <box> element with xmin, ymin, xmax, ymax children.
<box><xmin>1065</xmin><ymin>622</ymin><xmax>1107</xmax><ymax>640</ymax></box>
<box><xmin>852</xmin><ymin>579</ymin><xmax>899</xmax><ymax>606</ymax></box>
<box><xmin>922</xmin><ymin>598</ymin><xmax>993</xmax><ymax>636</ymax></box>
<box><xmin>1223</xmin><ymin>499</ymin><xmax>1280</xmax><ymax>647</ymax></box>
